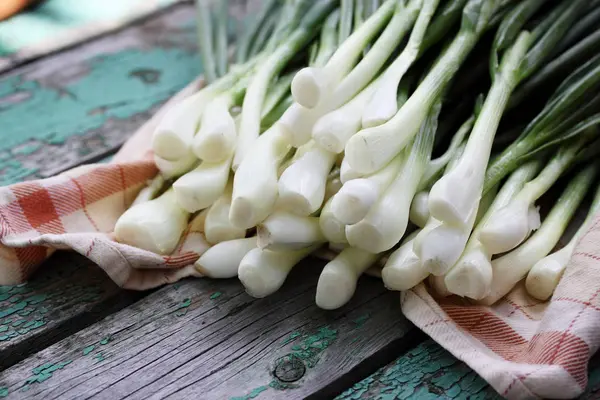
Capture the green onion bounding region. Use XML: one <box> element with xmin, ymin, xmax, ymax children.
<box><xmin>235</xmin><ymin>0</ymin><xmax>279</xmax><ymax>64</ymax></box>
<box><xmin>479</xmin><ymin>139</ymin><xmax>589</xmax><ymax>255</ymax></box>
<box><xmin>362</xmin><ymin>0</ymin><xmax>440</xmax><ymax>128</ymax></box>
<box><xmin>195</xmin><ymin>0</ymin><xmax>218</xmax><ymax>83</ymax></box>
<box><xmin>233</xmin><ymin>0</ymin><xmax>337</xmax><ymax>170</ymax></box>
<box><xmin>195</xmin><ymin>237</ymin><xmax>258</xmax><ymax>279</ymax></box>
<box><xmin>115</xmin><ymin>189</ymin><xmax>190</xmax><ymax>255</ymax></box>
<box><xmin>480</xmin><ymin>162</ymin><xmax>598</xmax><ymax>305</ymax></box>
<box><xmin>526</xmin><ymin>182</ymin><xmax>600</xmax><ymax>301</ymax></box>
<box><xmin>238</xmin><ymin>245</ymin><xmax>321</xmax><ymax>298</ymax></box>
<box><xmin>428</xmin><ymin>31</ymin><xmax>532</xmax><ymax>227</ymax></box>
<box><xmin>382</xmin><ymin>232</ymin><xmax>429</xmax><ymax>292</ymax></box>
<box><xmin>339</xmin><ymin>0</ymin><xmax>355</xmax><ymax>45</ymax></box>
<box><xmin>317</xmin><ymin>247</ymin><xmax>380</xmax><ymax>309</ymax></box>
<box><xmin>345</xmin><ymin>0</ymin><xmax>496</xmax><ymax>174</ymax></box>
<box><xmin>442</xmin><ymin>160</ymin><xmax>541</xmax><ymax>299</ymax></box>
<box><xmin>346</xmin><ymin>101</ymin><xmax>441</xmax><ymax>253</ymax></box>
<box><xmin>215</xmin><ymin>0</ymin><xmax>229</xmax><ymax>77</ymax></box>
<box><xmin>484</xmin><ymin>56</ymin><xmax>600</xmax><ymax>192</ymax></box>
<box><xmin>290</xmin><ymin>0</ymin><xmax>396</xmax><ymax>110</ymax></box>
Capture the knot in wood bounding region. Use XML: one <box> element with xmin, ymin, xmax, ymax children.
<box><xmin>273</xmin><ymin>355</ymin><xmax>305</xmax><ymax>382</ymax></box>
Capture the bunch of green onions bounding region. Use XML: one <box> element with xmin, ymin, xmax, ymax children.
<box><xmin>114</xmin><ymin>0</ymin><xmax>600</xmax><ymax>309</ymax></box>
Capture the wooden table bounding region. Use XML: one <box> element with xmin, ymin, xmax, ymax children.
<box><xmin>0</xmin><ymin>3</ymin><xmax>599</xmax><ymax>399</ymax></box>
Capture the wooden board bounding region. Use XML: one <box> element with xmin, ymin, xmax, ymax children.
<box><xmin>0</xmin><ymin>260</ymin><xmax>416</xmax><ymax>400</ymax></box>
<box><xmin>0</xmin><ymin>253</ymin><xmax>144</xmax><ymax>372</ymax></box>
<box><xmin>0</xmin><ymin>2</ymin><xmax>599</xmax><ymax>399</ymax></box>
<box><xmin>335</xmin><ymin>340</ymin><xmax>503</xmax><ymax>400</ymax></box>
<box><xmin>0</xmin><ymin>2</ymin><xmax>200</xmax><ymax>372</ymax></box>
<box><xmin>336</xmin><ymin>339</ymin><xmax>600</xmax><ymax>400</ymax></box>
<box><xmin>0</xmin><ymin>3</ymin><xmax>200</xmax><ymax>185</ymax></box>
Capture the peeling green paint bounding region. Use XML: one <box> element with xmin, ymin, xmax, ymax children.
<box><xmin>281</xmin><ymin>331</ymin><xmax>301</xmax><ymax>345</ymax></box>
<box><xmin>0</xmin><ymin>333</ymin><xmax>18</xmax><ymax>341</ymax></box>
<box><xmin>230</xmin><ymin>385</ymin><xmax>269</xmax><ymax>400</ymax></box>
<box><xmin>0</xmin><ymin>265</ymin><xmax>107</xmax><ymax>346</ymax></box>
<box><xmin>16</xmin><ymin>320</ymin><xmax>46</xmax><ymax>334</ymax></box>
<box><xmin>99</xmin><ymin>335</ymin><xmax>112</xmax><ymax>345</ymax></box>
<box><xmin>290</xmin><ymin>326</ymin><xmax>338</xmax><ymax>368</ymax></box>
<box><xmin>268</xmin><ymin>380</ymin><xmax>295</xmax><ymax>391</ymax></box>
<box><xmin>230</xmin><ymin>326</ymin><xmax>339</xmax><ymax>400</ymax></box>
<box><xmin>0</xmin><ymin>301</ymin><xmax>28</xmax><ymax>318</ymax></box>
<box><xmin>210</xmin><ymin>292</ymin><xmax>222</xmax><ymax>300</ymax></box>
<box><xmin>352</xmin><ymin>314</ymin><xmax>370</xmax><ymax>328</ymax></box>
<box><xmin>0</xmin><ymin>24</ymin><xmax>202</xmax><ymax>354</ymax></box>
<box><xmin>0</xmin><ymin>0</ymin><xmax>182</xmax><ymax>56</ymax></box>
<box><xmin>27</xmin><ymin>295</ymin><xmax>48</xmax><ymax>305</ymax></box>
<box><xmin>0</xmin><ymin>387</ymin><xmax>7</xmax><ymax>397</ymax></box>
<box><xmin>23</xmin><ymin>361</ymin><xmax>72</xmax><ymax>390</ymax></box>
<box><xmin>83</xmin><ymin>345</ymin><xmax>95</xmax><ymax>355</ymax></box>
<box><xmin>12</xmin><ymin>143</ymin><xmax>42</xmax><ymax>156</ymax></box>
<box><xmin>0</xmin><ymin>44</ymin><xmax>199</xmax><ymax>185</ymax></box>
<box><xmin>334</xmin><ymin>341</ymin><xmax>501</xmax><ymax>400</ymax></box>
<box><xmin>82</xmin><ymin>334</ymin><xmax>112</xmax><ymax>357</ymax></box>
<box><xmin>175</xmin><ymin>298</ymin><xmax>192</xmax><ymax>317</ymax></box>
<box><xmin>0</xmin><ymin>47</ymin><xmax>198</xmax><ymax>152</ymax></box>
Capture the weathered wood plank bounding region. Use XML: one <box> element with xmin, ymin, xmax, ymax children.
<box><xmin>0</xmin><ymin>1</ymin><xmax>189</xmax><ymax>74</ymax></box>
<box><xmin>0</xmin><ymin>253</ymin><xmax>144</xmax><ymax>371</ymax></box>
<box><xmin>0</xmin><ymin>3</ymin><xmax>200</xmax><ymax>371</ymax></box>
<box><xmin>0</xmin><ymin>260</ymin><xmax>415</xmax><ymax>400</ymax></box>
<box><xmin>335</xmin><ymin>340</ymin><xmax>502</xmax><ymax>400</ymax></box>
<box><xmin>337</xmin><ymin>338</ymin><xmax>600</xmax><ymax>400</ymax></box>
<box><xmin>0</xmin><ymin>2</ymin><xmax>598</xmax><ymax>400</ymax></box>
<box><xmin>0</xmin><ymin>3</ymin><xmax>200</xmax><ymax>185</ymax></box>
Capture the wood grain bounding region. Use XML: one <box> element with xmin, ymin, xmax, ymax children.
<box><xmin>0</xmin><ymin>3</ymin><xmax>200</xmax><ymax>373</ymax></box>
<box><xmin>337</xmin><ymin>338</ymin><xmax>600</xmax><ymax>400</ymax></box>
<box><xmin>0</xmin><ymin>3</ymin><xmax>199</xmax><ymax>186</ymax></box>
<box><xmin>0</xmin><ymin>2</ymin><xmax>599</xmax><ymax>400</ymax></box>
<box><xmin>335</xmin><ymin>340</ymin><xmax>502</xmax><ymax>400</ymax></box>
<box><xmin>0</xmin><ymin>259</ymin><xmax>416</xmax><ymax>400</ymax></box>
<box><xmin>0</xmin><ymin>253</ymin><xmax>144</xmax><ymax>372</ymax></box>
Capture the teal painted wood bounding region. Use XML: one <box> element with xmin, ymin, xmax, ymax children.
<box><xmin>0</xmin><ymin>2</ymin><xmax>200</xmax><ymax>370</ymax></box>
<box><xmin>337</xmin><ymin>338</ymin><xmax>600</xmax><ymax>399</ymax></box>
<box><xmin>0</xmin><ymin>261</ymin><xmax>414</xmax><ymax>399</ymax></box>
<box><xmin>0</xmin><ymin>2</ymin><xmax>598</xmax><ymax>399</ymax></box>
<box><xmin>335</xmin><ymin>340</ymin><xmax>502</xmax><ymax>400</ymax></box>
<box><xmin>0</xmin><ymin>3</ymin><xmax>200</xmax><ymax>186</ymax></box>
<box><xmin>0</xmin><ymin>0</ymin><xmax>181</xmax><ymax>57</ymax></box>
<box><xmin>0</xmin><ymin>253</ymin><xmax>143</xmax><ymax>371</ymax></box>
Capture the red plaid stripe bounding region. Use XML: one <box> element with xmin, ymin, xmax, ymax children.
<box><xmin>0</xmin><ymin>161</ymin><xmax>197</xmax><ymax>287</ymax></box>
<box><xmin>0</xmin><ymin>79</ymin><xmax>207</xmax><ymax>289</ymax></box>
<box><xmin>442</xmin><ymin>302</ymin><xmax>590</xmax><ymax>389</ymax></box>
<box><xmin>14</xmin><ymin>183</ymin><xmax>64</xmax><ymax>231</ymax></box>
<box><xmin>2</xmin><ymin>76</ymin><xmax>599</xmax><ymax>400</ymax></box>
<box><xmin>401</xmin><ymin>215</ymin><xmax>600</xmax><ymax>400</ymax></box>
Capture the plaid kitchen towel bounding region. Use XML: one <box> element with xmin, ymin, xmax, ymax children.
<box><xmin>0</xmin><ymin>76</ymin><xmax>599</xmax><ymax>399</ymax></box>
<box><xmin>0</xmin><ymin>0</ymin><xmax>183</xmax><ymax>72</ymax></box>
<box><xmin>0</xmin><ymin>78</ymin><xmax>205</xmax><ymax>290</ymax></box>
